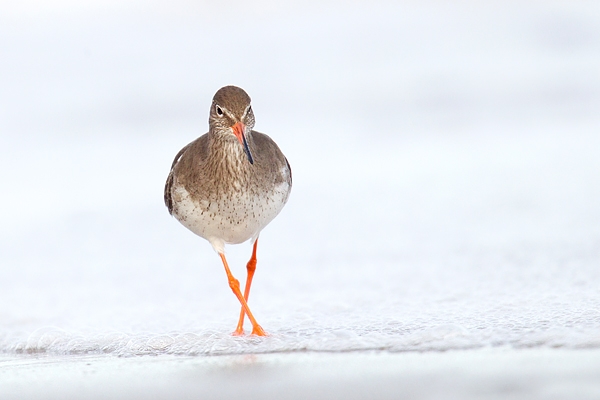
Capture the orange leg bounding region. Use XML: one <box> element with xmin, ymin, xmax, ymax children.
<box><xmin>234</xmin><ymin>240</ymin><xmax>259</xmax><ymax>335</ymax></box>
<box><xmin>219</xmin><ymin>251</ymin><xmax>266</xmax><ymax>336</ymax></box>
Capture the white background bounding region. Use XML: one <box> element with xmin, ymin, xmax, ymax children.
<box><xmin>1</xmin><ymin>1</ymin><xmax>599</xmax><ymax>356</ymax></box>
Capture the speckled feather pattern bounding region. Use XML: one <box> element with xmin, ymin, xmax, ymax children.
<box><xmin>164</xmin><ymin>87</ymin><xmax>291</xmax><ymax>253</ymax></box>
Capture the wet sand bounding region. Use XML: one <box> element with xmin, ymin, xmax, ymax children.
<box><xmin>2</xmin><ymin>348</ymin><xmax>600</xmax><ymax>400</ymax></box>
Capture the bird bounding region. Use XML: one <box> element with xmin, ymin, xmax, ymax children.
<box><xmin>164</xmin><ymin>85</ymin><xmax>292</xmax><ymax>336</ymax></box>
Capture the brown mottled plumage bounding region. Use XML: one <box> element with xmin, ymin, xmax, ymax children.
<box><xmin>164</xmin><ymin>86</ymin><xmax>292</xmax><ymax>336</ymax></box>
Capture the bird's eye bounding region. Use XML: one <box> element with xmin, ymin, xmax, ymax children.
<box><xmin>215</xmin><ymin>105</ymin><xmax>224</xmax><ymax>116</ymax></box>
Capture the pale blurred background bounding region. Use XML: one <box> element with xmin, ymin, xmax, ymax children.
<box><xmin>1</xmin><ymin>1</ymin><xmax>599</xmax><ymax>355</ymax></box>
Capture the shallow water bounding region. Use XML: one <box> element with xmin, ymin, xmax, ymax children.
<box><xmin>2</xmin><ymin>349</ymin><xmax>600</xmax><ymax>400</ymax></box>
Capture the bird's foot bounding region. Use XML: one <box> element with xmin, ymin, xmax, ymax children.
<box><xmin>251</xmin><ymin>325</ymin><xmax>267</xmax><ymax>336</ymax></box>
<box><xmin>232</xmin><ymin>328</ymin><xmax>245</xmax><ymax>336</ymax></box>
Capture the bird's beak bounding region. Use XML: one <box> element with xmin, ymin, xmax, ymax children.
<box><xmin>232</xmin><ymin>122</ymin><xmax>254</xmax><ymax>164</ymax></box>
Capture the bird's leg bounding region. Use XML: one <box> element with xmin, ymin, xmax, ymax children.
<box><xmin>219</xmin><ymin>252</ymin><xmax>266</xmax><ymax>336</ymax></box>
<box><xmin>234</xmin><ymin>239</ymin><xmax>259</xmax><ymax>335</ymax></box>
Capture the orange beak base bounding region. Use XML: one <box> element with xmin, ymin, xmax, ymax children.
<box><xmin>232</xmin><ymin>122</ymin><xmax>254</xmax><ymax>164</ymax></box>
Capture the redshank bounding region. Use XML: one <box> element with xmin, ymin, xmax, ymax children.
<box><xmin>164</xmin><ymin>85</ymin><xmax>292</xmax><ymax>336</ymax></box>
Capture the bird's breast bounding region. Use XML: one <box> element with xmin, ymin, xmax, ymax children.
<box><xmin>171</xmin><ymin>175</ymin><xmax>290</xmax><ymax>245</ymax></box>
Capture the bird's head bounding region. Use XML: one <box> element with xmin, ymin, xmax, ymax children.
<box><xmin>209</xmin><ymin>85</ymin><xmax>255</xmax><ymax>164</ymax></box>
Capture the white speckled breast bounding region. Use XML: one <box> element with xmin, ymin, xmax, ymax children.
<box><xmin>171</xmin><ymin>170</ymin><xmax>290</xmax><ymax>254</ymax></box>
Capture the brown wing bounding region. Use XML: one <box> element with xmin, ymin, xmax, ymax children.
<box><xmin>285</xmin><ymin>157</ymin><xmax>292</xmax><ymax>186</ymax></box>
<box><xmin>250</xmin><ymin>131</ymin><xmax>292</xmax><ymax>188</ymax></box>
<box><xmin>164</xmin><ymin>134</ymin><xmax>210</xmax><ymax>215</ymax></box>
<box><xmin>164</xmin><ymin>143</ymin><xmax>191</xmax><ymax>215</ymax></box>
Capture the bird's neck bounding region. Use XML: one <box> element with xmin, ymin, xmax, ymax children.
<box><xmin>206</xmin><ymin>132</ymin><xmax>252</xmax><ymax>177</ymax></box>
